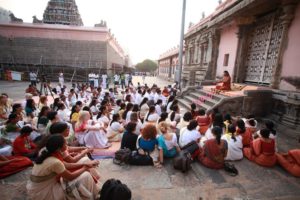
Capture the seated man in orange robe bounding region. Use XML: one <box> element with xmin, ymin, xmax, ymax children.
<box><xmin>277</xmin><ymin>149</ymin><xmax>300</xmax><ymax>177</ymax></box>
<box><xmin>243</xmin><ymin>129</ymin><xmax>277</xmax><ymax>167</ymax></box>
<box><xmin>216</xmin><ymin>71</ymin><xmax>231</xmax><ymax>91</ymax></box>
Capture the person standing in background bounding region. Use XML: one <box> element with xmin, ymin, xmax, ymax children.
<box><xmin>29</xmin><ymin>71</ymin><xmax>37</xmax><ymax>87</ymax></box>
<box><xmin>102</xmin><ymin>74</ymin><xmax>107</xmax><ymax>89</ymax></box>
<box><xmin>58</xmin><ymin>71</ymin><xmax>64</xmax><ymax>86</ymax></box>
<box><xmin>94</xmin><ymin>73</ymin><xmax>99</xmax><ymax>88</ymax></box>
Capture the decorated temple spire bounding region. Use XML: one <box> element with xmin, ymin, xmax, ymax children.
<box><xmin>43</xmin><ymin>0</ymin><xmax>83</xmax><ymax>26</ymax></box>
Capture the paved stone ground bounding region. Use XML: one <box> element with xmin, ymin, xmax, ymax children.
<box><xmin>1</xmin><ymin>77</ymin><xmax>300</xmax><ymax>199</ymax></box>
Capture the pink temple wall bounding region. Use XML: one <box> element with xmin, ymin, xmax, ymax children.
<box><xmin>281</xmin><ymin>3</ymin><xmax>300</xmax><ymax>79</ymax></box>
<box><xmin>0</xmin><ymin>23</ymin><xmax>108</xmax><ymax>42</ymax></box>
<box><xmin>216</xmin><ymin>23</ymin><xmax>238</xmax><ymax>78</ymax></box>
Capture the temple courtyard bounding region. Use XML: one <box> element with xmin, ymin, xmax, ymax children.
<box><xmin>0</xmin><ymin>77</ymin><xmax>300</xmax><ymax>200</ymax></box>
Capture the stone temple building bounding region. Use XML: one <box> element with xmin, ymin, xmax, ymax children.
<box><xmin>0</xmin><ymin>0</ymin><xmax>129</xmax><ymax>82</ymax></box>
<box><xmin>43</xmin><ymin>0</ymin><xmax>83</xmax><ymax>26</ymax></box>
<box><xmin>159</xmin><ymin>0</ymin><xmax>300</xmax><ymax>128</ymax></box>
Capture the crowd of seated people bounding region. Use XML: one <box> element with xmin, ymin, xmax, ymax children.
<box><xmin>0</xmin><ymin>76</ymin><xmax>299</xmax><ymax>199</ymax></box>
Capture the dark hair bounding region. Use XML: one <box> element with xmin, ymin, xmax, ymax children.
<box><xmin>110</xmin><ymin>114</ymin><xmax>120</xmax><ymax>126</ymax></box>
<box><xmin>26</xmin><ymin>99</ymin><xmax>36</xmax><ymax>110</ymax></box>
<box><xmin>156</xmin><ymin>99</ymin><xmax>162</xmax><ymax>105</ymax></box>
<box><xmin>227</xmin><ymin>124</ymin><xmax>236</xmax><ymax>142</ymax></box>
<box><xmin>260</xmin><ymin>129</ymin><xmax>271</xmax><ymax>139</ymax></box>
<box><xmin>126</xmin><ymin>122</ymin><xmax>137</xmax><ymax>133</ymax></box>
<box><xmin>20</xmin><ymin>126</ymin><xmax>33</xmax><ymax>135</ymax></box>
<box><xmin>52</xmin><ymin>98</ymin><xmax>60</xmax><ymax>111</ymax></box>
<box><xmin>198</xmin><ymin>109</ymin><xmax>206</xmax><ymax>116</ymax></box>
<box><xmin>57</xmin><ymin>103</ymin><xmax>65</xmax><ymax>111</ymax></box>
<box><xmin>70</xmin><ymin>105</ymin><xmax>78</xmax><ymax>120</ymax></box>
<box><xmin>125</xmin><ymin>94</ymin><xmax>131</xmax><ymax>102</ymax></box>
<box><xmin>170</xmin><ymin>105</ymin><xmax>179</xmax><ymax>122</ymax></box>
<box><xmin>191</xmin><ymin>103</ymin><xmax>196</xmax><ymax>110</ymax></box>
<box><xmin>89</xmin><ymin>99</ymin><xmax>97</xmax><ymax>107</ymax></box>
<box><xmin>224</xmin><ymin>113</ymin><xmax>232</xmax><ymax>124</ymax></box>
<box><xmin>119</xmin><ymin>102</ymin><xmax>126</xmax><ymax>111</ymax></box>
<box><xmin>187</xmin><ymin>120</ymin><xmax>198</xmax><ymax>131</ymax></box>
<box><xmin>97</xmin><ymin>106</ymin><xmax>107</xmax><ymax>119</ymax></box>
<box><xmin>248</xmin><ymin>119</ymin><xmax>256</xmax><ymax>127</ymax></box>
<box><xmin>12</xmin><ymin>103</ymin><xmax>22</xmax><ymax>113</ymax></box>
<box><xmin>212</xmin><ymin>126</ymin><xmax>223</xmax><ymax>144</ymax></box>
<box><xmin>167</xmin><ymin>95</ymin><xmax>175</xmax><ymax>105</ymax></box>
<box><xmin>116</xmin><ymin>99</ymin><xmax>122</xmax><ymax>106</ymax></box>
<box><xmin>213</xmin><ymin>113</ymin><xmax>224</xmax><ymax>128</ymax></box>
<box><xmin>101</xmin><ymin>99</ymin><xmax>108</xmax><ymax>106</ymax></box>
<box><xmin>158</xmin><ymin>112</ymin><xmax>168</xmax><ymax>123</ymax></box>
<box><xmin>236</xmin><ymin>119</ymin><xmax>246</xmax><ymax>134</ymax></box>
<box><xmin>132</xmin><ymin>104</ymin><xmax>139</xmax><ymax>112</ymax></box>
<box><xmin>38</xmin><ymin>106</ymin><xmax>50</xmax><ymax>118</ymax></box>
<box><xmin>183</xmin><ymin>112</ymin><xmax>193</xmax><ymax>122</ymax></box>
<box><xmin>170</xmin><ymin>100</ymin><xmax>178</xmax><ymax>111</ymax></box>
<box><xmin>146</xmin><ymin>106</ymin><xmax>156</xmax><ymax>121</ymax></box>
<box><xmin>49</xmin><ymin>122</ymin><xmax>69</xmax><ymax>135</ymax></box>
<box><xmin>265</xmin><ymin>120</ymin><xmax>276</xmax><ymax>136</ymax></box>
<box><xmin>224</xmin><ymin>71</ymin><xmax>230</xmax><ymax>76</ymax></box>
<box><xmin>47</xmin><ymin>111</ymin><xmax>58</xmax><ymax>121</ymax></box>
<box><xmin>139</xmin><ymin>97</ymin><xmax>148</xmax><ymax>108</ymax></box>
<box><xmin>99</xmin><ymin>179</ymin><xmax>132</xmax><ymax>200</ymax></box>
<box><xmin>35</xmin><ymin>134</ymin><xmax>65</xmax><ymax>164</ymax></box>
<box><xmin>6</xmin><ymin>113</ymin><xmax>18</xmax><ymax>124</ymax></box>
<box><xmin>76</xmin><ymin>101</ymin><xmax>83</xmax><ymax>107</ymax></box>
<box><xmin>122</xmin><ymin>103</ymin><xmax>133</xmax><ymax>120</ymax></box>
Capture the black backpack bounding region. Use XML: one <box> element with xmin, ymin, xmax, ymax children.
<box><xmin>113</xmin><ymin>148</ymin><xmax>132</xmax><ymax>165</ymax></box>
<box><xmin>173</xmin><ymin>151</ymin><xmax>192</xmax><ymax>173</ymax></box>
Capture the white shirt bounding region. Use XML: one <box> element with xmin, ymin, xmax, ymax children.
<box><xmin>102</xmin><ymin>74</ymin><xmax>107</xmax><ymax>82</ymax></box>
<box><xmin>140</xmin><ymin>104</ymin><xmax>149</xmax><ymax>119</ymax></box>
<box><xmin>114</xmin><ymin>75</ymin><xmax>120</xmax><ymax>82</ymax></box>
<box><xmin>125</xmin><ymin>111</ymin><xmax>133</xmax><ymax>124</ymax></box>
<box><xmin>179</xmin><ymin>129</ymin><xmax>201</xmax><ymax>147</ymax></box>
<box><xmin>57</xmin><ymin>109</ymin><xmax>69</xmax><ymax>122</ymax></box>
<box><xmin>158</xmin><ymin>133</ymin><xmax>178</xmax><ymax>150</ymax></box>
<box><xmin>135</xmin><ymin>93</ymin><xmax>142</xmax><ymax>105</ymax></box>
<box><xmin>145</xmin><ymin>113</ymin><xmax>159</xmax><ymax>122</ymax></box>
<box><xmin>222</xmin><ymin>134</ymin><xmax>243</xmax><ymax>161</ymax></box>
<box><xmin>166</xmin><ymin>102</ymin><xmax>173</xmax><ymax>113</ymax></box>
<box><xmin>29</xmin><ymin>72</ymin><xmax>37</xmax><ymax>81</ymax></box>
<box><xmin>155</xmin><ymin>105</ymin><xmax>162</xmax><ymax>116</ymax></box>
<box><xmin>108</xmin><ymin>121</ymin><xmax>123</xmax><ymax>134</ymax></box>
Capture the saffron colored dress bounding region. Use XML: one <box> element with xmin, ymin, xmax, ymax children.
<box><xmin>277</xmin><ymin>149</ymin><xmax>300</xmax><ymax>177</ymax></box>
<box><xmin>243</xmin><ymin>138</ymin><xmax>277</xmax><ymax>167</ymax></box>
<box><xmin>0</xmin><ymin>156</ymin><xmax>33</xmax><ymax>178</ymax></box>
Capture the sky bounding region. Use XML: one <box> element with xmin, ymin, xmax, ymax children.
<box><xmin>0</xmin><ymin>0</ymin><xmax>219</xmax><ymax>64</ymax></box>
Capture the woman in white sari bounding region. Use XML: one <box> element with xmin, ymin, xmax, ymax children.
<box><xmin>27</xmin><ymin>134</ymin><xmax>100</xmax><ymax>200</ymax></box>
<box><xmin>75</xmin><ymin>111</ymin><xmax>111</xmax><ymax>149</ymax></box>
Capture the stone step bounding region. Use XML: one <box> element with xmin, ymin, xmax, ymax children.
<box><xmin>178</xmin><ymin>97</ymin><xmax>210</xmax><ymax>111</ymax></box>
<box><xmin>189</xmin><ymin>93</ymin><xmax>219</xmax><ymax>107</ymax></box>
<box><xmin>190</xmin><ymin>90</ymin><xmax>225</xmax><ymax>101</ymax></box>
<box><xmin>183</xmin><ymin>95</ymin><xmax>212</xmax><ymax>110</ymax></box>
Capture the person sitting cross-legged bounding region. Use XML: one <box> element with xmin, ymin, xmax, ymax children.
<box><xmin>12</xmin><ymin>126</ymin><xmax>38</xmax><ymax>160</ymax></box>
<box><xmin>121</xmin><ymin>122</ymin><xmax>138</xmax><ymax>151</ymax></box>
<box><xmin>198</xmin><ymin>126</ymin><xmax>228</xmax><ymax>169</ymax></box>
<box><xmin>243</xmin><ymin>129</ymin><xmax>277</xmax><ymax>167</ymax></box>
<box><xmin>277</xmin><ymin>149</ymin><xmax>300</xmax><ymax>177</ymax></box>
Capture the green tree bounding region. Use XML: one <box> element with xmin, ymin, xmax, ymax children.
<box><xmin>135</xmin><ymin>59</ymin><xmax>158</xmax><ymax>72</ymax></box>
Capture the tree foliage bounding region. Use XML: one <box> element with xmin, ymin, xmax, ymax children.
<box><xmin>135</xmin><ymin>59</ymin><xmax>158</xmax><ymax>72</ymax></box>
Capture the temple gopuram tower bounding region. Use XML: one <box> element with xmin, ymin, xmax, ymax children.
<box><xmin>43</xmin><ymin>0</ymin><xmax>83</xmax><ymax>26</ymax></box>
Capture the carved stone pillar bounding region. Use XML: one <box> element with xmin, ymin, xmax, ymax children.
<box><xmin>271</xmin><ymin>0</ymin><xmax>298</xmax><ymax>88</ymax></box>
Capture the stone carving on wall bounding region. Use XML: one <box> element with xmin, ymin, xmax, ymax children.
<box><xmin>95</xmin><ymin>20</ymin><xmax>107</xmax><ymax>27</ymax></box>
<box><xmin>9</xmin><ymin>13</ymin><xmax>23</xmax><ymax>23</ymax></box>
<box><xmin>32</xmin><ymin>16</ymin><xmax>43</xmax><ymax>24</ymax></box>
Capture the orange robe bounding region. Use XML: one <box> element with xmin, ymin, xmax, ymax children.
<box><xmin>241</xmin><ymin>128</ymin><xmax>253</xmax><ymax>148</ymax></box>
<box><xmin>196</xmin><ymin>115</ymin><xmax>210</xmax><ymax>135</ymax></box>
<box><xmin>198</xmin><ymin>139</ymin><xmax>227</xmax><ymax>169</ymax></box>
<box><xmin>243</xmin><ymin>138</ymin><xmax>277</xmax><ymax>167</ymax></box>
<box><xmin>0</xmin><ymin>156</ymin><xmax>33</xmax><ymax>179</ymax></box>
<box><xmin>216</xmin><ymin>76</ymin><xmax>231</xmax><ymax>91</ymax></box>
<box><xmin>277</xmin><ymin>149</ymin><xmax>300</xmax><ymax>177</ymax></box>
